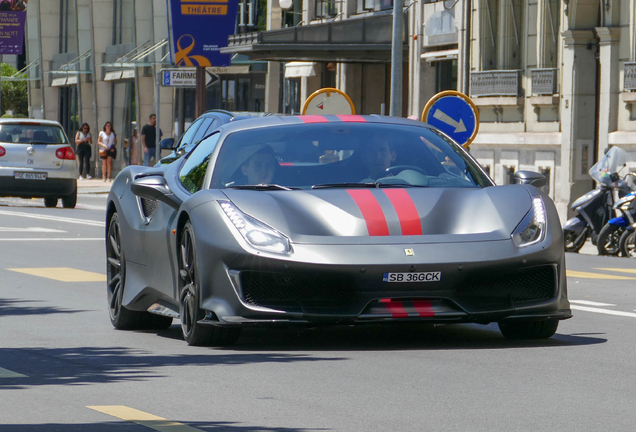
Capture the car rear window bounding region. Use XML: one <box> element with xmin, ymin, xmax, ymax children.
<box><xmin>0</xmin><ymin>123</ymin><xmax>68</xmax><ymax>144</ymax></box>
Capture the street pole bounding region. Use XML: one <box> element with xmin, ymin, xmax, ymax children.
<box><xmin>155</xmin><ymin>71</ymin><xmax>161</xmax><ymax>160</ymax></box>
<box><xmin>389</xmin><ymin>0</ymin><xmax>404</xmax><ymax>117</ymax></box>
<box><xmin>195</xmin><ymin>66</ymin><xmax>206</xmax><ymax>118</ymax></box>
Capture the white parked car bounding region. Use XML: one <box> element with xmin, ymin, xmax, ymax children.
<box><xmin>0</xmin><ymin>119</ymin><xmax>78</xmax><ymax>208</ymax></box>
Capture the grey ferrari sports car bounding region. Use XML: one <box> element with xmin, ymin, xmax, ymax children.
<box><xmin>105</xmin><ymin>114</ymin><xmax>571</xmax><ymax>346</ymax></box>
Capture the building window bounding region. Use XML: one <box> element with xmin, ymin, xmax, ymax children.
<box><xmin>435</xmin><ymin>60</ymin><xmax>457</xmax><ymax>93</ymax></box>
<box><xmin>284</xmin><ymin>78</ymin><xmax>301</xmax><ymax>114</ymax></box>
<box><xmin>540</xmin><ymin>167</ymin><xmax>551</xmax><ymax>195</ymax></box>
<box><xmin>362</xmin><ymin>0</ymin><xmax>374</xmax><ymax>9</ymax></box>
<box><xmin>504</xmin><ymin>166</ymin><xmax>515</xmax><ymax>184</ymax></box>
<box><xmin>482</xmin><ymin>165</ymin><xmax>491</xmax><ymax>177</ymax></box>
<box><xmin>315</xmin><ymin>0</ymin><xmax>337</xmax><ymax>18</ymax></box>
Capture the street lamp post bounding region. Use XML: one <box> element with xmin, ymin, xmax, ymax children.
<box><xmin>389</xmin><ymin>0</ymin><xmax>404</xmax><ymax>117</ymax></box>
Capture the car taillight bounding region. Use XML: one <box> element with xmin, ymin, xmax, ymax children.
<box><xmin>0</xmin><ymin>146</ymin><xmax>5</xmax><ymax>157</ymax></box>
<box><xmin>55</xmin><ymin>146</ymin><xmax>76</xmax><ymax>160</ymax></box>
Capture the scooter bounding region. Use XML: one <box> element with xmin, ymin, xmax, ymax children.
<box><xmin>596</xmin><ymin>191</ymin><xmax>636</xmax><ymax>255</ymax></box>
<box><xmin>563</xmin><ymin>147</ymin><xmax>633</xmax><ymax>253</ymax></box>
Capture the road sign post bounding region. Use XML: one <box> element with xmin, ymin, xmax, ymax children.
<box><xmin>422</xmin><ymin>91</ymin><xmax>479</xmax><ymax>148</ymax></box>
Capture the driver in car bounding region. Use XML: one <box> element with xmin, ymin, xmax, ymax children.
<box><xmin>359</xmin><ymin>137</ymin><xmax>396</xmax><ymax>180</ymax></box>
<box><xmin>241</xmin><ymin>145</ymin><xmax>277</xmax><ymax>185</ymax></box>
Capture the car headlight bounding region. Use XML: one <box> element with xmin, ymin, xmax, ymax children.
<box><xmin>512</xmin><ymin>196</ymin><xmax>547</xmax><ymax>248</ymax></box>
<box><xmin>219</xmin><ymin>201</ymin><xmax>291</xmax><ymax>254</ymax></box>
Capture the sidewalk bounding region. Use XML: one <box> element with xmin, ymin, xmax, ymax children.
<box><xmin>77</xmin><ymin>177</ymin><xmax>114</xmax><ymax>194</ymax></box>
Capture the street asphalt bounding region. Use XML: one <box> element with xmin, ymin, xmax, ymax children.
<box><xmin>1</xmin><ymin>191</ymin><xmax>635</xmax><ymax>431</ymax></box>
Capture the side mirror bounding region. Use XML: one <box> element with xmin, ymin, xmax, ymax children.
<box><xmin>131</xmin><ymin>174</ymin><xmax>183</xmax><ymax>210</ymax></box>
<box><xmin>160</xmin><ymin>137</ymin><xmax>176</xmax><ymax>150</ymax></box>
<box><xmin>513</xmin><ymin>170</ymin><xmax>547</xmax><ymax>188</ymax></box>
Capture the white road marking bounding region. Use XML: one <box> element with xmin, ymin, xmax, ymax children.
<box><xmin>0</xmin><ymin>209</ymin><xmax>104</xmax><ymax>227</ymax></box>
<box><xmin>570</xmin><ymin>300</ymin><xmax>617</xmax><ymax>307</ymax></box>
<box><xmin>0</xmin><ymin>367</ymin><xmax>27</xmax><ymax>378</ymax></box>
<box><xmin>0</xmin><ymin>227</ymin><xmax>66</xmax><ymax>233</ymax></box>
<box><xmin>571</xmin><ymin>305</ymin><xmax>636</xmax><ymax>318</ymax></box>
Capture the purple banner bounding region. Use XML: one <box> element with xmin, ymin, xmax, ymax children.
<box><xmin>0</xmin><ymin>11</ymin><xmax>25</xmax><ymax>55</ymax></box>
<box><xmin>167</xmin><ymin>0</ymin><xmax>239</xmax><ymax>67</ymax></box>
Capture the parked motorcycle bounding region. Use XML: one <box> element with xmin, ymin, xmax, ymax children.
<box><xmin>563</xmin><ymin>146</ymin><xmax>633</xmax><ymax>253</ymax></box>
<box><xmin>596</xmin><ymin>191</ymin><xmax>636</xmax><ymax>255</ymax></box>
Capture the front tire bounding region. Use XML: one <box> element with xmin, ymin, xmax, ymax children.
<box><xmin>498</xmin><ymin>320</ymin><xmax>559</xmax><ymax>339</ymax></box>
<box><xmin>179</xmin><ymin>222</ymin><xmax>241</xmax><ymax>346</ymax></box>
<box><xmin>597</xmin><ymin>224</ymin><xmax>622</xmax><ymax>256</ymax></box>
<box><xmin>564</xmin><ymin>227</ymin><xmax>588</xmax><ymax>253</ymax></box>
<box><xmin>619</xmin><ymin>229</ymin><xmax>636</xmax><ymax>258</ymax></box>
<box><xmin>107</xmin><ymin>212</ymin><xmax>172</xmax><ymax>330</ymax></box>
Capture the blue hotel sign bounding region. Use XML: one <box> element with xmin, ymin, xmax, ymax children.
<box><xmin>167</xmin><ymin>0</ymin><xmax>239</xmax><ymax>67</ymax></box>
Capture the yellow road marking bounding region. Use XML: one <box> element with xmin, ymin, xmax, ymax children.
<box><xmin>566</xmin><ymin>270</ymin><xmax>636</xmax><ymax>280</ymax></box>
<box><xmin>596</xmin><ymin>268</ymin><xmax>636</xmax><ymax>275</ymax></box>
<box><xmin>7</xmin><ymin>267</ymin><xmax>106</xmax><ymax>282</ymax></box>
<box><xmin>0</xmin><ymin>367</ymin><xmax>27</xmax><ymax>378</ymax></box>
<box><xmin>87</xmin><ymin>406</ymin><xmax>203</xmax><ymax>432</ymax></box>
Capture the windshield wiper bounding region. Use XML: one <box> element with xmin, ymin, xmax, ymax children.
<box><xmin>226</xmin><ymin>184</ymin><xmax>299</xmax><ymax>191</ymax></box>
<box><xmin>312</xmin><ymin>182</ymin><xmax>427</xmax><ymax>189</ymax></box>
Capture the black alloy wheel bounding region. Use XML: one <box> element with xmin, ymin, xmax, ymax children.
<box><xmin>107</xmin><ymin>212</ymin><xmax>172</xmax><ymax>330</ymax></box>
<box><xmin>498</xmin><ymin>320</ymin><xmax>559</xmax><ymax>339</ymax></box>
<box><xmin>44</xmin><ymin>197</ymin><xmax>58</xmax><ymax>208</ymax></box>
<box><xmin>564</xmin><ymin>227</ymin><xmax>588</xmax><ymax>253</ymax></box>
<box><xmin>619</xmin><ymin>230</ymin><xmax>636</xmax><ymax>258</ymax></box>
<box><xmin>179</xmin><ymin>222</ymin><xmax>240</xmax><ymax>346</ymax></box>
<box><xmin>597</xmin><ymin>224</ymin><xmax>622</xmax><ymax>256</ymax></box>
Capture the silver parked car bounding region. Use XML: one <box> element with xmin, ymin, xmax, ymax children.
<box><xmin>0</xmin><ymin>119</ymin><xmax>78</xmax><ymax>208</ymax></box>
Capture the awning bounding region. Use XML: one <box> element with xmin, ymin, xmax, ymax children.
<box><xmin>51</xmin><ymin>77</ymin><xmax>67</xmax><ymax>87</ymax></box>
<box><xmin>101</xmin><ymin>39</ymin><xmax>169</xmax><ymax>81</ymax></box>
<box><xmin>2</xmin><ymin>59</ymin><xmax>41</xmax><ymax>82</ymax></box>
<box><xmin>421</xmin><ymin>48</ymin><xmax>458</xmax><ymax>62</ymax></box>
<box><xmin>222</xmin><ymin>14</ymin><xmax>406</xmax><ymax>63</ymax></box>
<box><xmin>48</xmin><ymin>51</ymin><xmax>92</xmax><ymax>86</ymax></box>
<box><xmin>285</xmin><ymin>62</ymin><xmax>317</xmax><ymax>78</ymax></box>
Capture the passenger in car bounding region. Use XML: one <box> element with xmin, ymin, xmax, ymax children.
<box><xmin>241</xmin><ymin>145</ymin><xmax>277</xmax><ymax>185</ymax></box>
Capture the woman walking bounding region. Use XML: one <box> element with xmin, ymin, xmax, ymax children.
<box><xmin>98</xmin><ymin>121</ymin><xmax>117</xmax><ymax>182</ymax></box>
<box><xmin>74</xmin><ymin>123</ymin><xmax>92</xmax><ymax>179</ymax></box>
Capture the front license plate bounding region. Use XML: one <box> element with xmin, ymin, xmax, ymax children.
<box><xmin>383</xmin><ymin>272</ymin><xmax>441</xmax><ymax>283</ymax></box>
<box><xmin>15</xmin><ymin>172</ymin><xmax>47</xmax><ymax>180</ymax></box>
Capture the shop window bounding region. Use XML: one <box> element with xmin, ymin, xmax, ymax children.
<box><xmin>284</xmin><ymin>78</ymin><xmax>301</xmax><ymax>114</ymax></box>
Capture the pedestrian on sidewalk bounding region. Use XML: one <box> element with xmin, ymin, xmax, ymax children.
<box><xmin>98</xmin><ymin>121</ymin><xmax>117</xmax><ymax>182</ymax></box>
<box><xmin>74</xmin><ymin>123</ymin><xmax>92</xmax><ymax>179</ymax></box>
<box><xmin>141</xmin><ymin>114</ymin><xmax>161</xmax><ymax>166</ymax></box>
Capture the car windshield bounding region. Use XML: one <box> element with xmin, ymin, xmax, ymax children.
<box><xmin>0</xmin><ymin>123</ymin><xmax>68</xmax><ymax>144</ymax></box>
<box><xmin>211</xmin><ymin>122</ymin><xmax>492</xmax><ymax>189</ymax></box>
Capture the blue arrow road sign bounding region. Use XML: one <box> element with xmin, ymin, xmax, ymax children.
<box><xmin>424</xmin><ymin>94</ymin><xmax>477</xmax><ymax>146</ymax></box>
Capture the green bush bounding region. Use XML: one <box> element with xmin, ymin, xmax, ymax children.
<box><xmin>1</xmin><ymin>63</ymin><xmax>28</xmax><ymax>117</ymax></box>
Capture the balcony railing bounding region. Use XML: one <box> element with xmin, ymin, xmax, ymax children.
<box><xmin>531</xmin><ymin>68</ymin><xmax>557</xmax><ymax>95</ymax></box>
<box><xmin>470</xmin><ymin>70</ymin><xmax>521</xmax><ymax>97</ymax></box>
<box><xmin>624</xmin><ymin>62</ymin><xmax>636</xmax><ymax>90</ymax></box>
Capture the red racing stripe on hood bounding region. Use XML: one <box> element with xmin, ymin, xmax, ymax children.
<box><xmin>347</xmin><ymin>189</ymin><xmax>390</xmax><ymax>236</ymax></box>
<box><xmin>299</xmin><ymin>115</ymin><xmax>329</xmax><ymax>123</ymax></box>
<box><xmin>382</xmin><ymin>189</ymin><xmax>422</xmax><ymax>235</ymax></box>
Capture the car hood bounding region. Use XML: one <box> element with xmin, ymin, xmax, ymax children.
<box><xmin>221</xmin><ymin>186</ymin><xmax>532</xmax><ymax>244</ymax></box>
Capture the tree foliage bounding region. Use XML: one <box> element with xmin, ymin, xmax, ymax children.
<box><xmin>1</xmin><ymin>63</ymin><xmax>28</xmax><ymax>116</ymax></box>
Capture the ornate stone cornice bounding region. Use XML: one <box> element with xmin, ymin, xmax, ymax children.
<box><xmin>595</xmin><ymin>27</ymin><xmax>621</xmax><ymax>45</ymax></box>
<box><xmin>561</xmin><ymin>30</ymin><xmax>596</xmax><ymax>47</ymax></box>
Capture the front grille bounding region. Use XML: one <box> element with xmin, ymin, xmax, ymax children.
<box><xmin>240</xmin><ymin>271</ymin><xmax>356</xmax><ymax>309</ymax></box>
<box><xmin>140</xmin><ymin>197</ymin><xmax>159</xmax><ymax>218</ymax></box>
<box><xmin>456</xmin><ymin>265</ymin><xmax>556</xmax><ymax>303</ymax></box>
